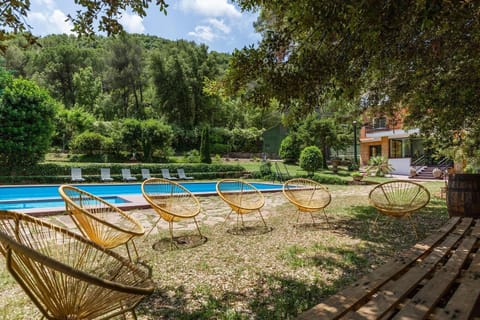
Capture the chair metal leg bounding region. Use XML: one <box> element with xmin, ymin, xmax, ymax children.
<box><xmin>168</xmin><ymin>221</ymin><xmax>178</xmax><ymax>249</ymax></box>
<box><xmin>257</xmin><ymin>209</ymin><xmax>268</xmax><ymax>228</ymax></box>
<box><xmin>131</xmin><ymin>240</ymin><xmax>140</xmax><ymax>261</ymax></box>
<box><xmin>144</xmin><ymin>216</ymin><xmax>162</xmax><ymax>240</ymax></box>
<box><xmin>309</xmin><ymin>212</ymin><xmax>316</xmax><ymax>224</ymax></box>
<box><xmin>295</xmin><ymin>210</ymin><xmax>301</xmax><ymax>224</ymax></box>
<box><xmin>168</xmin><ymin>221</ymin><xmax>174</xmax><ymax>241</ymax></box>
<box><xmin>240</xmin><ymin>213</ymin><xmax>245</xmax><ymax>227</ymax></box>
<box><xmin>371</xmin><ymin>212</ymin><xmax>382</xmax><ymax>234</ymax></box>
<box><xmin>125</xmin><ymin>242</ymin><xmax>133</xmax><ymax>262</ymax></box>
<box><xmin>222</xmin><ymin>210</ymin><xmax>233</xmax><ymax>227</ymax></box>
<box><xmin>125</xmin><ymin>240</ymin><xmax>140</xmax><ymax>262</ymax></box>
<box><xmin>407</xmin><ymin>214</ymin><xmax>418</xmax><ymax>239</ymax></box>
<box><xmin>193</xmin><ymin>217</ymin><xmax>203</xmax><ymax>238</ymax></box>
<box><xmin>322</xmin><ymin>209</ymin><xmax>331</xmax><ymax>227</ymax></box>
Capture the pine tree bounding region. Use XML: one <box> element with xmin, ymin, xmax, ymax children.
<box><xmin>200</xmin><ymin>126</ymin><xmax>211</xmax><ymax>164</ymax></box>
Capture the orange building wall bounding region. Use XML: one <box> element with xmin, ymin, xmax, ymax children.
<box><xmin>381</xmin><ymin>137</ymin><xmax>389</xmax><ymax>158</ymax></box>
<box><xmin>359</xmin><ymin>137</ymin><xmax>390</xmax><ymax>166</ymax></box>
<box><xmin>359</xmin><ymin>142</ymin><xmax>371</xmax><ymax>166</ymax></box>
<box><xmin>359</xmin><ymin>112</ymin><xmax>406</xmax><ymax>166</ymax></box>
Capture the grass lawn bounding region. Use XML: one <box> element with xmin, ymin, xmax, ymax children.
<box><xmin>0</xmin><ymin>181</ymin><xmax>448</xmax><ymax>319</ymax></box>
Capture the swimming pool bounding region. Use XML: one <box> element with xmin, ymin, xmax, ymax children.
<box><xmin>0</xmin><ymin>182</ymin><xmax>283</xmax><ymax>210</ymax></box>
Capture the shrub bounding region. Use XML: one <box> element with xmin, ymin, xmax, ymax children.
<box><xmin>0</xmin><ymin>163</ymin><xmax>247</xmax><ymax>183</ymax></box>
<box><xmin>259</xmin><ymin>161</ymin><xmax>272</xmax><ymax>177</ymax></box>
<box><xmin>183</xmin><ymin>149</ymin><xmax>200</xmax><ymax>163</ymax></box>
<box><xmin>311</xmin><ymin>173</ymin><xmax>348</xmax><ymax>185</ymax></box>
<box><xmin>348</xmin><ymin>162</ymin><xmax>359</xmax><ymax>171</ymax></box>
<box><xmin>279</xmin><ymin>135</ymin><xmax>300</xmax><ymax>164</ymax></box>
<box><xmin>299</xmin><ymin>146</ymin><xmax>323</xmax><ymax>176</ymax></box>
<box><xmin>211</xmin><ymin>143</ymin><xmax>230</xmax><ymax>155</ymax></box>
<box><xmin>0</xmin><ymin>76</ymin><xmax>56</xmax><ymax>174</ymax></box>
<box><xmin>229</xmin><ymin>127</ymin><xmax>263</xmax><ymax>153</ymax></box>
<box><xmin>70</xmin><ymin>131</ymin><xmax>108</xmax><ymax>155</ymax></box>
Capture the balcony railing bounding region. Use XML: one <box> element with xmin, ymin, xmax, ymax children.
<box><xmin>364</xmin><ymin>124</ymin><xmax>393</xmax><ymax>133</ymax></box>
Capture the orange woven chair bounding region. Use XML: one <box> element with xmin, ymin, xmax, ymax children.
<box><xmin>0</xmin><ymin>210</ymin><xmax>154</xmax><ymax>320</ymax></box>
<box><xmin>282</xmin><ymin>178</ymin><xmax>332</xmax><ymax>226</ymax></box>
<box><xmin>58</xmin><ymin>185</ymin><xmax>144</xmax><ymax>261</ymax></box>
<box><xmin>141</xmin><ymin>178</ymin><xmax>204</xmax><ymax>245</ymax></box>
<box><xmin>369</xmin><ymin>180</ymin><xmax>430</xmax><ymax>237</ymax></box>
<box><xmin>216</xmin><ymin>179</ymin><xmax>268</xmax><ymax>229</ymax></box>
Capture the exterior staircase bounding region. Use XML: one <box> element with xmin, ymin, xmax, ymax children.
<box><xmin>412</xmin><ymin>165</ymin><xmax>442</xmax><ymax>180</ymax></box>
<box><xmin>410</xmin><ymin>156</ymin><xmax>452</xmax><ymax>180</ymax></box>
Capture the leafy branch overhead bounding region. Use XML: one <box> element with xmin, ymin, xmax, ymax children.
<box><xmin>0</xmin><ymin>0</ymin><xmax>168</xmax><ymax>48</ymax></box>
<box><xmin>227</xmin><ymin>0</ymin><xmax>480</xmax><ymax>156</ymax></box>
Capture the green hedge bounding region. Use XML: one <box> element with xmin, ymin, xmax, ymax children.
<box><xmin>310</xmin><ymin>173</ymin><xmax>348</xmax><ymax>185</ymax></box>
<box><xmin>0</xmin><ymin>163</ymin><xmax>247</xmax><ymax>184</ymax></box>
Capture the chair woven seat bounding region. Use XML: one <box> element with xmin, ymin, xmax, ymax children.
<box><xmin>59</xmin><ymin>185</ymin><xmax>144</xmax><ymax>260</ymax></box>
<box><xmin>142</xmin><ymin>178</ymin><xmax>204</xmax><ymax>245</ymax></box>
<box><xmin>0</xmin><ymin>210</ymin><xmax>154</xmax><ymax>320</ymax></box>
<box><xmin>369</xmin><ymin>180</ymin><xmax>430</xmax><ymax>236</ymax></box>
<box><xmin>282</xmin><ymin>178</ymin><xmax>332</xmax><ymax>225</ymax></box>
<box><xmin>216</xmin><ymin>179</ymin><xmax>267</xmax><ymax>229</ymax></box>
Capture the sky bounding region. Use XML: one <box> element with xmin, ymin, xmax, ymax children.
<box><xmin>26</xmin><ymin>0</ymin><xmax>261</xmax><ymax>53</ymax></box>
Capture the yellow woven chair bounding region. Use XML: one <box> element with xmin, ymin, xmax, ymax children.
<box><xmin>216</xmin><ymin>179</ymin><xmax>268</xmax><ymax>230</ymax></box>
<box><xmin>282</xmin><ymin>178</ymin><xmax>332</xmax><ymax>226</ymax></box>
<box><xmin>58</xmin><ymin>185</ymin><xmax>145</xmax><ymax>261</ymax></box>
<box><xmin>369</xmin><ymin>180</ymin><xmax>430</xmax><ymax>237</ymax></box>
<box><xmin>0</xmin><ymin>210</ymin><xmax>154</xmax><ymax>320</ymax></box>
<box><xmin>141</xmin><ymin>178</ymin><xmax>204</xmax><ymax>245</ymax></box>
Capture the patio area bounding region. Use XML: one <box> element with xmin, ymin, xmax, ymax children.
<box><xmin>0</xmin><ymin>182</ymin><xmax>449</xmax><ymax>319</ymax></box>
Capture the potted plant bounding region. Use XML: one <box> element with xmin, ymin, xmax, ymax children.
<box><xmin>331</xmin><ymin>157</ymin><xmax>341</xmax><ymax>173</ymax></box>
<box><xmin>365</xmin><ymin>156</ymin><xmax>394</xmax><ymax>177</ymax></box>
<box><xmin>351</xmin><ymin>171</ymin><xmax>365</xmax><ymax>181</ymax></box>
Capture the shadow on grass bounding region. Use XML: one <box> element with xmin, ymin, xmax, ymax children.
<box><xmin>137</xmin><ymin>242</ymin><xmax>373</xmax><ymax>319</ymax></box>
<box><xmin>137</xmin><ymin>274</ymin><xmax>353</xmax><ymax>320</ymax></box>
<box><xmin>136</xmin><ymin>198</ymin><xmax>449</xmax><ymax>320</ymax></box>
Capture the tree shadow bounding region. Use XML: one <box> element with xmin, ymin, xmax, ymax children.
<box><xmin>332</xmin><ymin>200</ymin><xmax>449</xmax><ymax>250</ymax></box>
<box><xmin>136</xmin><ymin>238</ymin><xmax>376</xmax><ymax>319</ymax></box>
<box><xmin>135</xmin><ymin>198</ymin><xmax>449</xmax><ymax>319</ymax></box>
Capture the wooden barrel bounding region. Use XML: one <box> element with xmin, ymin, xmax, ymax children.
<box><xmin>447</xmin><ymin>174</ymin><xmax>480</xmax><ymax>217</ymax></box>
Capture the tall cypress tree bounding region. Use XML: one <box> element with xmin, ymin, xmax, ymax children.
<box><xmin>200</xmin><ymin>126</ymin><xmax>211</xmax><ymax>164</ymax></box>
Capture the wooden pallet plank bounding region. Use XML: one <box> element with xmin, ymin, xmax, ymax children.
<box><xmin>345</xmin><ymin>233</ymin><xmax>463</xmax><ymax>319</ymax></box>
<box><xmin>296</xmin><ymin>218</ymin><xmax>461</xmax><ymax>320</ymax></box>
<box><xmin>433</xmin><ymin>231</ymin><xmax>480</xmax><ymax>320</ymax></box>
<box><xmin>434</xmin><ymin>268</ymin><xmax>480</xmax><ymax>320</ymax></box>
<box><xmin>391</xmin><ymin>235</ymin><xmax>477</xmax><ymax>319</ymax></box>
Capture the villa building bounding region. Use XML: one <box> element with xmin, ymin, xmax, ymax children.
<box><xmin>359</xmin><ymin>113</ymin><xmax>424</xmax><ymax>175</ymax></box>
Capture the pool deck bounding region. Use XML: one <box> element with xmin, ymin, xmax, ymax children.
<box><xmin>17</xmin><ymin>194</ymin><xmax>152</xmax><ymax>216</ymax></box>
<box><xmin>17</xmin><ymin>189</ymin><xmax>284</xmax><ymax>217</ymax></box>
<box><xmin>35</xmin><ymin>191</ymin><xmax>306</xmax><ymax>236</ymax></box>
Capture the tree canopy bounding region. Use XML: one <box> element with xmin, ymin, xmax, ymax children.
<box><xmin>0</xmin><ymin>0</ymin><xmax>168</xmax><ymax>50</ymax></box>
<box><xmin>227</xmin><ymin>0</ymin><xmax>480</xmax><ymax>158</ymax></box>
<box><xmin>0</xmin><ymin>69</ymin><xmax>56</xmax><ymax>174</ymax></box>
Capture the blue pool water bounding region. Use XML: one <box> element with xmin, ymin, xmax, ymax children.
<box><xmin>0</xmin><ymin>196</ymin><xmax>128</xmax><ymax>210</ymax></box>
<box><xmin>0</xmin><ymin>182</ymin><xmax>282</xmax><ymax>210</ymax></box>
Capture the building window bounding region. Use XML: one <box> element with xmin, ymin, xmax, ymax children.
<box><xmin>373</xmin><ymin>116</ymin><xmax>387</xmax><ymax>129</ymax></box>
<box><xmin>369</xmin><ymin>145</ymin><xmax>382</xmax><ymax>158</ymax></box>
<box><xmin>389</xmin><ymin>138</ymin><xmax>412</xmax><ymax>158</ymax></box>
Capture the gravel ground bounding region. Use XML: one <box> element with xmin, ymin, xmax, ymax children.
<box><xmin>0</xmin><ymin>182</ymin><xmax>449</xmax><ymax>319</ymax></box>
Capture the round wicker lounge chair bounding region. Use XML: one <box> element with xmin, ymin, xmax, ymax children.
<box><xmin>141</xmin><ymin>178</ymin><xmax>204</xmax><ymax>246</ymax></box>
<box><xmin>216</xmin><ymin>179</ymin><xmax>267</xmax><ymax>230</ymax></box>
<box><xmin>282</xmin><ymin>178</ymin><xmax>332</xmax><ymax>226</ymax></box>
<box><xmin>0</xmin><ymin>210</ymin><xmax>154</xmax><ymax>320</ymax></box>
<box><xmin>369</xmin><ymin>180</ymin><xmax>430</xmax><ymax>237</ymax></box>
<box><xmin>58</xmin><ymin>185</ymin><xmax>145</xmax><ymax>261</ymax></box>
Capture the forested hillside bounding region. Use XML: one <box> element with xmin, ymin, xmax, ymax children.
<box><xmin>0</xmin><ymin>33</ymin><xmax>280</xmax><ymax>162</ymax></box>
